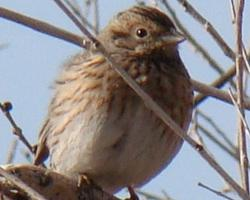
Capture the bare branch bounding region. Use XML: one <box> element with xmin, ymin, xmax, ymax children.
<box><xmin>194</xmin><ymin>67</ymin><xmax>236</xmax><ymax>106</ymax></box>
<box><xmin>0</xmin><ymin>102</ymin><xmax>34</xmax><ymax>155</ymax></box>
<box><xmin>228</xmin><ymin>89</ymin><xmax>250</xmax><ymax>138</ymax></box>
<box><xmin>234</xmin><ymin>0</ymin><xmax>249</xmax><ymax>193</ymax></box>
<box><xmin>192</xmin><ymin>79</ymin><xmax>250</xmax><ymax>109</ymax></box>
<box><xmin>176</xmin><ymin>0</ymin><xmax>235</xmax><ymax>60</ymax></box>
<box><xmin>230</xmin><ymin>0</ymin><xmax>236</xmax><ymax>23</ymax></box>
<box><xmin>162</xmin><ymin>0</ymin><xmax>228</xmax><ymax>77</ymax></box>
<box><xmin>64</xmin><ymin>0</ymin><xmax>97</xmax><ymax>33</ymax></box>
<box><xmin>0</xmin><ymin>7</ymin><xmax>83</xmax><ymax>47</ymax></box>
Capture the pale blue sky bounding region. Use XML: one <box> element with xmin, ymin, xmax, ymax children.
<box><xmin>1</xmin><ymin>1</ymin><xmax>250</xmax><ymax>199</ymax></box>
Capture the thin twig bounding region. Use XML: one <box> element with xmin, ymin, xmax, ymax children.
<box><xmin>176</xmin><ymin>0</ymin><xmax>235</xmax><ymax>60</ymax></box>
<box><xmin>162</xmin><ymin>0</ymin><xmax>228</xmax><ymax>77</ymax></box>
<box><xmin>228</xmin><ymin>89</ymin><xmax>250</xmax><ymax>138</ymax></box>
<box><xmin>92</xmin><ymin>0</ymin><xmax>99</xmax><ymax>34</ymax></box>
<box><xmin>198</xmin><ymin>182</ymin><xmax>236</xmax><ymax>200</ymax></box>
<box><xmin>83</xmin><ymin>0</ymin><xmax>91</xmax><ymax>18</ymax></box>
<box><xmin>198</xmin><ymin>124</ymin><xmax>238</xmax><ymax>163</ymax></box>
<box><xmin>0</xmin><ymin>167</ymin><xmax>47</xmax><ymax>200</ymax></box>
<box><xmin>229</xmin><ymin>1</ymin><xmax>250</xmax><ymax>73</ymax></box>
<box><xmin>197</xmin><ymin>110</ymin><xmax>235</xmax><ymax>150</ymax></box>
<box><xmin>161</xmin><ymin>190</ymin><xmax>174</xmax><ymax>200</ymax></box>
<box><xmin>52</xmin><ymin>1</ymin><xmax>250</xmax><ymax>199</ymax></box>
<box><xmin>242</xmin><ymin>44</ymin><xmax>250</xmax><ymax>72</ymax></box>
<box><xmin>64</xmin><ymin>0</ymin><xmax>97</xmax><ymax>33</ymax></box>
<box><xmin>190</xmin><ymin>110</ymin><xmax>205</xmax><ymax>146</ymax></box>
<box><xmin>234</xmin><ymin>0</ymin><xmax>249</xmax><ymax>193</ymax></box>
<box><xmin>54</xmin><ymin>0</ymin><xmax>96</xmax><ymax>43</ymax></box>
<box><xmin>230</xmin><ymin>0</ymin><xmax>236</xmax><ymax>23</ymax></box>
<box><xmin>0</xmin><ymin>102</ymin><xmax>34</xmax><ymax>154</ymax></box>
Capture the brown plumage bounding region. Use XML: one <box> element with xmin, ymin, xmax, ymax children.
<box><xmin>34</xmin><ymin>5</ymin><xmax>193</xmax><ymax>193</ymax></box>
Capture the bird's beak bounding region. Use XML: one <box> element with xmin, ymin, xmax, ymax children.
<box><xmin>161</xmin><ymin>30</ymin><xmax>185</xmax><ymax>45</ymax></box>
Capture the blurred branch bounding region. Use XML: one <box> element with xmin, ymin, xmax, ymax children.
<box><xmin>234</xmin><ymin>0</ymin><xmax>249</xmax><ymax>193</ymax></box>
<box><xmin>0</xmin><ymin>43</ymin><xmax>8</xmax><ymax>50</ymax></box>
<box><xmin>92</xmin><ymin>0</ymin><xmax>99</xmax><ymax>34</ymax></box>
<box><xmin>175</xmin><ymin>0</ymin><xmax>235</xmax><ymax>60</ymax></box>
<box><xmin>230</xmin><ymin>0</ymin><xmax>236</xmax><ymax>23</ymax></box>
<box><xmin>0</xmin><ymin>166</ymin><xmax>47</xmax><ymax>200</ymax></box>
<box><xmin>198</xmin><ymin>182</ymin><xmax>236</xmax><ymax>200</ymax></box>
<box><xmin>162</xmin><ymin>0</ymin><xmax>228</xmax><ymax>78</ymax></box>
<box><xmin>5</xmin><ymin>138</ymin><xmax>18</xmax><ymax>164</ymax></box>
<box><xmin>190</xmin><ymin>110</ymin><xmax>205</xmax><ymax>146</ymax></box>
<box><xmin>197</xmin><ymin>110</ymin><xmax>235</xmax><ymax>150</ymax></box>
<box><xmin>64</xmin><ymin>0</ymin><xmax>97</xmax><ymax>33</ymax></box>
<box><xmin>137</xmin><ymin>190</ymin><xmax>173</xmax><ymax>200</ymax></box>
<box><xmin>198</xmin><ymin>125</ymin><xmax>238</xmax><ymax>162</ymax></box>
<box><xmin>83</xmin><ymin>0</ymin><xmax>92</xmax><ymax>18</ymax></box>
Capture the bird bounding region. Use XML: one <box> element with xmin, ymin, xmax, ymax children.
<box><xmin>34</xmin><ymin>5</ymin><xmax>193</xmax><ymax>195</ymax></box>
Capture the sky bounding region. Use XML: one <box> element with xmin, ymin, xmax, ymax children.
<box><xmin>1</xmin><ymin>1</ymin><xmax>250</xmax><ymax>200</ymax></box>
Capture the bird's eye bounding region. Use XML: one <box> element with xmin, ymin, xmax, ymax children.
<box><xmin>136</xmin><ymin>28</ymin><xmax>148</xmax><ymax>38</ymax></box>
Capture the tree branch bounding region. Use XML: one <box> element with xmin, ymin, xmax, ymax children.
<box><xmin>234</xmin><ymin>0</ymin><xmax>249</xmax><ymax>193</ymax></box>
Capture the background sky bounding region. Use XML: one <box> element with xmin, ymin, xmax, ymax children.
<box><xmin>1</xmin><ymin>1</ymin><xmax>250</xmax><ymax>200</ymax></box>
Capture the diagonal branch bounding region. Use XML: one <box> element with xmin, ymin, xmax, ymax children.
<box><xmin>0</xmin><ymin>7</ymin><xmax>83</xmax><ymax>47</ymax></box>
<box><xmin>162</xmin><ymin>0</ymin><xmax>227</xmax><ymax>77</ymax></box>
<box><xmin>176</xmin><ymin>0</ymin><xmax>235</xmax><ymax>60</ymax></box>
